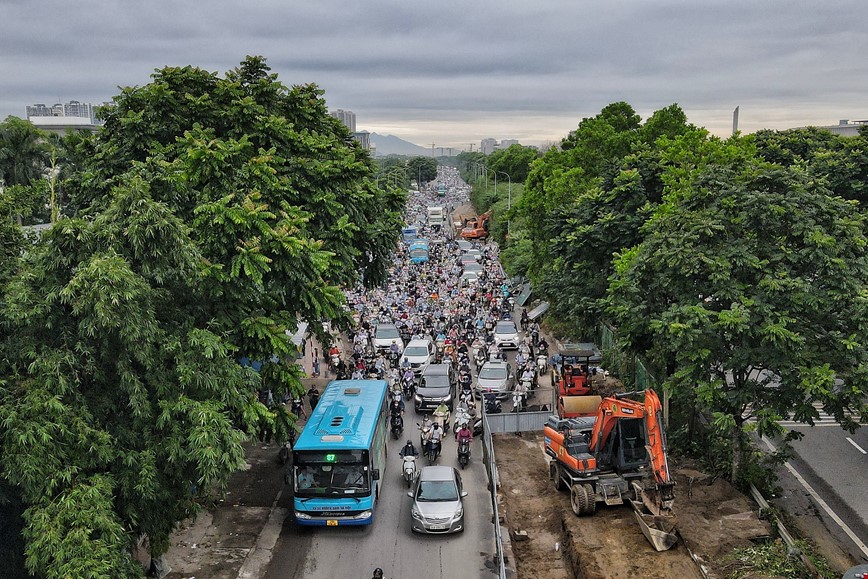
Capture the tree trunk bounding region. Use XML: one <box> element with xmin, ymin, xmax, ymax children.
<box><xmin>730</xmin><ymin>418</ymin><xmax>742</xmax><ymax>483</ymax></box>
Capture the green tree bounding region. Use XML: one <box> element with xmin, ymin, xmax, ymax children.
<box><xmin>486</xmin><ymin>144</ymin><xmax>539</xmax><ymax>182</ymax></box>
<box><xmin>0</xmin><ymin>57</ymin><xmax>405</xmax><ymax>577</ymax></box>
<box><xmin>0</xmin><ymin>117</ymin><xmax>50</xmax><ymax>187</ymax></box>
<box><xmin>406</xmin><ymin>156</ymin><xmax>437</xmax><ymax>184</ymax></box>
<box><xmin>607</xmin><ymin>148</ymin><xmax>868</xmax><ymax>482</ymax></box>
<box><xmin>518</xmin><ymin>103</ymin><xmax>694</xmax><ymax>336</ymax></box>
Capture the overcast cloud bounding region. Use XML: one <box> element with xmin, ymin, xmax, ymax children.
<box><xmin>2</xmin><ymin>0</ymin><xmax>866</xmax><ymax>148</ymax></box>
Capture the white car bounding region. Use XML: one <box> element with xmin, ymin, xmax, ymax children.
<box><xmin>403</xmin><ymin>338</ymin><xmax>435</xmax><ymax>375</ymax></box>
<box><xmin>373</xmin><ymin>323</ymin><xmax>403</xmax><ymax>354</ymax></box>
<box><xmin>460</xmin><ymin>271</ymin><xmax>480</xmax><ymax>286</ymax></box>
<box><xmin>494</xmin><ymin>320</ymin><xmax>520</xmax><ymax>350</ymax></box>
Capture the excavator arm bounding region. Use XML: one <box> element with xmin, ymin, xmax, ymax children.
<box><xmin>588</xmin><ymin>390</ymin><xmax>674</xmax><ymax>491</ymax></box>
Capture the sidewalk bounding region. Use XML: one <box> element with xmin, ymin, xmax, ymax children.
<box><xmin>161</xmin><ymin>330</ymin><xmax>345</xmax><ymax>578</ymax></box>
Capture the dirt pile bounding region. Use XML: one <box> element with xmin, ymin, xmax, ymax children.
<box><xmin>494</xmin><ymin>432</ymin><xmax>771</xmax><ymax>579</ymax></box>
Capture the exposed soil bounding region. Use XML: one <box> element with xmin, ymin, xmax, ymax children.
<box><xmin>494</xmin><ymin>432</ymin><xmax>772</xmax><ymax>579</ymax></box>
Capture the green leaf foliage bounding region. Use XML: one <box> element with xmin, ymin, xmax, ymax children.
<box><xmin>0</xmin><ymin>56</ymin><xmax>405</xmax><ymax>577</ymax></box>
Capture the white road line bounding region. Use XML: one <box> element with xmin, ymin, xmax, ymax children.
<box><xmin>846</xmin><ymin>437</ymin><xmax>867</xmax><ymax>455</ymax></box>
<box><xmin>761</xmin><ymin>436</ymin><xmax>868</xmax><ymax>558</ymax></box>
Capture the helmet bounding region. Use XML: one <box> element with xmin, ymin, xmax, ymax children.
<box><xmin>406</xmin><ymin>440</ymin><xmax>413</xmax><ymax>446</ymax></box>
<box><xmin>373</xmin><ymin>568</ymin><xmax>384</xmax><ymax>578</ymax></box>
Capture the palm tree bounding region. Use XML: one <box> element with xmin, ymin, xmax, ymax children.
<box><xmin>0</xmin><ymin>116</ymin><xmax>50</xmax><ymax>187</ymax></box>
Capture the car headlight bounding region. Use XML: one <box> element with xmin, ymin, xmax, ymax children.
<box><xmin>454</xmin><ymin>506</ymin><xmax>463</xmax><ymax>519</ymax></box>
<box><xmin>414</xmin><ymin>395</ymin><xmax>422</xmax><ymax>402</ymax></box>
<box><xmin>354</xmin><ymin>510</ymin><xmax>372</xmax><ymax>520</ymax></box>
<box><xmin>412</xmin><ymin>508</ymin><xmax>423</xmax><ymax>520</ymax></box>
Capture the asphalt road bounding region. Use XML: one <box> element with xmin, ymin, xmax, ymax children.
<box><xmin>263</xmin><ymin>420</ymin><xmax>498</xmax><ymax>579</ymax></box>
<box><xmin>773</xmin><ymin>412</ymin><xmax>868</xmax><ymax>561</ymax></box>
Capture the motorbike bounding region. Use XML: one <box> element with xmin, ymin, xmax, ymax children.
<box><xmin>390</xmin><ymin>413</ymin><xmax>404</xmax><ymax>439</ymax></box>
<box><xmin>402</xmin><ymin>454</ymin><xmax>417</xmax><ymax>487</ymax></box>
<box><xmin>401</xmin><ymin>374</ymin><xmax>415</xmax><ymax>398</ymax></box>
<box><xmin>389</xmin><ymin>350</ymin><xmax>400</xmax><ymax>369</ymax></box>
<box><xmin>483</xmin><ymin>393</ymin><xmax>502</xmax><ymax>414</ymax></box>
<box><xmin>329</xmin><ymin>351</ymin><xmax>341</xmax><ymax>373</ymax></box>
<box><xmin>417</xmin><ymin>419</ymin><xmax>432</xmax><ymax>450</ymax></box>
<box><xmin>536</xmin><ymin>354</ymin><xmax>548</xmax><ymax>375</ymax></box>
<box><xmin>512</xmin><ymin>388</ymin><xmax>527</xmax><ymax>412</ymax></box>
<box><xmin>278</xmin><ymin>440</ymin><xmax>292</xmax><ymax>466</ymax></box>
<box><xmin>474</xmin><ymin>349</ymin><xmax>486</xmax><ymax>370</ymax></box>
<box><xmin>425</xmin><ymin>439</ymin><xmax>442</xmax><ymax>464</ymax></box>
<box><xmin>290</xmin><ymin>397</ymin><xmax>305</xmax><ymax>418</ymax></box>
<box><xmin>457</xmin><ymin>439</ymin><xmax>471</xmax><ymax>469</ymax></box>
<box><xmin>433</xmin><ymin>406</ymin><xmax>451</xmax><ymax>433</ymax></box>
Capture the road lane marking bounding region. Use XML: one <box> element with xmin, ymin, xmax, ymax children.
<box><xmin>846</xmin><ymin>437</ymin><xmax>867</xmax><ymax>455</ymax></box>
<box><xmin>761</xmin><ymin>436</ymin><xmax>868</xmax><ymax>558</ymax></box>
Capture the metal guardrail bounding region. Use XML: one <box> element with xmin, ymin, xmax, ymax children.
<box><xmin>486</xmin><ymin>410</ymin><xmax>551</xmax><ymax>434</ymax></box>
<box><xmin>481</xmin><ymin>412</ymin><xmax>507</xmax><ymax>579</ymax></box>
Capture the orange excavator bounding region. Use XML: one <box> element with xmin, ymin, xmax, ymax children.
<box><xmin>544</xmin><ymin>389</ymin><xmax>677</xmax><ymax>551</ymax></box>
<box><xmin>460</xmin><ymin>210</ymin><xmax>491</xmax><ymax>240</ymax></box>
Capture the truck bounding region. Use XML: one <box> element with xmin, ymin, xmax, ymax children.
<box><xmin>426</xmin><ymin>206</ymin><xmax>445</xmax><ymax>230</ymax></box>
<box><xmin>460</xmin><ymin>210</ymin><xmax>490</xmax><ymax>240</ymax></box>
<box><xmin>544</xmin><ymin>389</ymin><xmax>677</xmax><ymax>551</ymax></box>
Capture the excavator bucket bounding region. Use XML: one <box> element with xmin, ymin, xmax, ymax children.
<box><xmin>630</xmin><ymin>481</ymin><xmax>678</xmax><ymax>551</ymax></box>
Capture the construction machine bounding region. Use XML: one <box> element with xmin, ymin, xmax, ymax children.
<box><xmin>460</xmin><ymin>210</ymin><xmax>491</xmax><ymax>240</ymax></box>
<box><xmin>544</xmin><ymin>389</ymin><xmax>677</xmax><ymax>551</ymax></box>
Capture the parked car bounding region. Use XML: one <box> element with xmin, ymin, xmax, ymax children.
<box><xmin>373</xmin><ymin>323</ymin><xmax>403</xmax><ymax>353</ymax></box>
<box><xmin>403</xmin><ymin>338</ymin><xmax>435</xmax><ymax>376</ymax></box>
<box><xmin>494</xmin><ymin>320</ymin><xmax>520</xmax><ymax>349</ymax></box>
<box><xmin>408</xmin><ymin>466</ymin><xmax>467</xmax><ymax>534</ymax></box>
<box><xmin>475</xmin><ymin>361</ymin><xmax>514</xmax><ymax>399</ymax></box>
<box><xmin>416</xmin><ymin>363</ymin><xmax>457</xmax><ymax>412</ymax></box>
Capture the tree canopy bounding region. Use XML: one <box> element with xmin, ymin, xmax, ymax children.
<box><xmin>0</xmin><ymin>56</ymin><xmax>404</xmax><ymax>577</ymax></box>
<box><xmin>406</xmin><ymin>156</ymin><xmax>438</xmax><ymax>184</ymax></box>
<box><xmin>607</xmin><ymin>142</ymin><xmax>868</xmax><ymax>480</ymax></box>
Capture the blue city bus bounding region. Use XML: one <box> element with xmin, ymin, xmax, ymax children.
<box><xmin>401</xmin><ymin>226</ymin><xmax>418</xmax><ymax>245</ymax></box>
<box><xmin>292</xmin><ymin>379</ymin><xmax>389</xmax><ymax>526</ymax></box>
<box><xmin>409</xmin><ymin>239</ymin><xmax>429</xmax><ymax>264</ymax></box>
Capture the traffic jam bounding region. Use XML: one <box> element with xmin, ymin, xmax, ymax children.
<box><xmin>328</xmin><ymin>166</ymin><xmax>547</xmax><ymax>468</ymax></box>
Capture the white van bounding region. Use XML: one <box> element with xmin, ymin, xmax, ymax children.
<box><xmin>427</xmin><ymin>206</ymin><xmax>445</xmax><ymax>229</ymax></box>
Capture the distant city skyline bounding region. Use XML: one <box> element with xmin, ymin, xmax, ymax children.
<box><xmin>3</xmin><ymin>3</ymin><xmax>865</xmax><ymax>149</ymax></box>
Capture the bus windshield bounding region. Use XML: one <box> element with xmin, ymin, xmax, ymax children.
<box><xmin>294</xmin><ymin>450</ymin><xmax>370</xmax><ymax>496</ymax></box>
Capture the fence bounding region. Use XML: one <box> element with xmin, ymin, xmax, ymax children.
<box><xmin>485</xmin><ymin>410</ymin><xmax>551</xmax><ymax>434</ymax></box>
<box><xmin>481</xmin><ymin>412</ymin><xmax>507</xmax><ymax>579</ymax></box>
<box><xmin>599</xmin><ymin>322</ymin><xmax>660</xmax><ymax>392</ymax></box>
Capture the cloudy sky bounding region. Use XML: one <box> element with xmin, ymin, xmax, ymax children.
<box><xmin>2</xmin><ymin>0</ymin><xmax>866</xmax><ymax>149</ymax></box>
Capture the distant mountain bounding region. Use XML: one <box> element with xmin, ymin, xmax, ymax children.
<box><xmin>369</xmin><ymin>133</ymin><xmax>430</xmax><ymax>157</ymax></box>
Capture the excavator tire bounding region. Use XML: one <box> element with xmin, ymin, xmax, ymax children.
<box><xmin>570</xmin><ymin>484</ymin><xmax>587</xmax><ymax>516</ymax></box>
<box><xmin>551</xmin><ymin>462</ymin><xmax>567</xmax><ymax>492</ymax></box>
<box><xmin>582</xmin><ymin>484</ymin><xmax>596</xmax><ymax>514</ymax></box>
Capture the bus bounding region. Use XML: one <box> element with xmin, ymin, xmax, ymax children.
<box><xmin>401</xmin><ymin>225</ymin><xmax>418</xmax><ymax>245</ymax></box>
<box><xmin>409</xmin><ymin>239</ymin><xmax>429</xmax><ymax>264</ymax></box>
<box><xmin>292</xmin><ymin>379</ymin><xmax>389</xmax><ymax>526</ymax></box>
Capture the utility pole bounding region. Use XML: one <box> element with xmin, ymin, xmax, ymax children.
<box><xmin>469</xmin><ymin>143</ymin><xmax>474</xmax><ymax>152</ymax></box>
<box><xmin>430</xmin><ymin>143</ymin><xmax>436</xmax><ymax>157</ymax></box>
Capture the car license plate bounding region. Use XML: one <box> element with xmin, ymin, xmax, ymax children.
<box><xmin>326</xmin><ymin>520</ymin><xmax>338</xmax><ymax>526</ymax></box>
<box><xmin>429</xmin><ymin>524</ymin><xmax>447</xmax><ymax>530</ymax></box>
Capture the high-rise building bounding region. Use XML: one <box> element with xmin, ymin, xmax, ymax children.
<box><xmin>500</xmin><ymin>139</ymin><xmax>519</xmax><ymax>148</ymax></box>
<box><xmin>26</xmin><ymin>100</ymin><xmax>99</xmax><ymax>123</ymax></box>
<box><xmin>330</xmin><ymin>109</ymin><xmax>356</xmax><ymax>132</ymax></box>
<box><xmin>480</xmin><ymin>138</ymin><xmax>498</xmax><ymax>155</ymax></box>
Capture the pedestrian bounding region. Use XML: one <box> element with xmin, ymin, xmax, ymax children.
<box><xmin>312</xmin><ymin>358</ymin><xmax>320</xmax><ymax>378</ymax></box>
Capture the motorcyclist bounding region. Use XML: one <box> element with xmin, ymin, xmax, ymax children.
<box><xmin>456</xmin><ymin>423</ymin><xmax>473</xmax><ymax>445</ymax></box>
<box><xmin>433</xmin><ymin>401</ymin><xmax>450</xmax><ymax>428</ymax></box>
<box><xmin>399</xmin><ymin>439</ymin><xmax>418</xmax><ymax>457</ymax></box>
<box><xmin>521</xmin><ymin>366</ymin><xmax>535</xmax><ymax>389</ymax></box>
<box><xmin>307</xmin><ymin>385</ymin><xmax>320</xmax><ymax>410</ymax></box>
<box><xmin>371</xmin><ymin>568</ymin><xmax>384</xmax><ymax>579</ymax></box>
<box><xmin>426</xmin><ymin>422</ymin><xmax>443</xmax><ymax>452</ymax></box>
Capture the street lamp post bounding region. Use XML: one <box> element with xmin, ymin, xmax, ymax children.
<box><xmin>492</xmin><ymin>170</ymin><xmax>512</xmax><ymax>236</ymax></box>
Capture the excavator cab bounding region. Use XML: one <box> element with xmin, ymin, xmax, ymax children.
<box><xmin>596</xmin><ymin>418</ymin><xmax>648</xmax><ymax>474</ymax></box>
